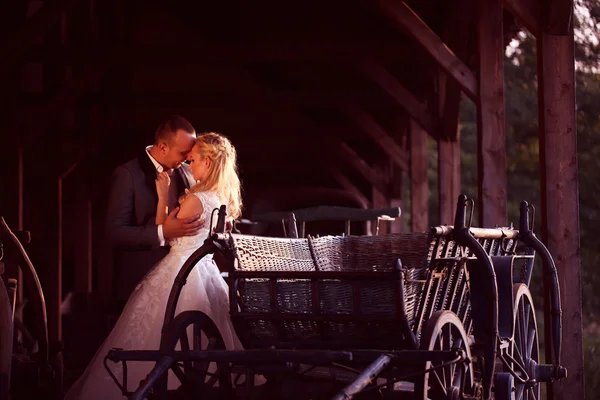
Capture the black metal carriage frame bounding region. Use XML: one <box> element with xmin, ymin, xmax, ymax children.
<box><xmin>106</xmin><ymin>195</ymin><xmax>567</xmax><ymax>400</ymax></box>
<box><xmin>0</xmin><ymin>217</ymin><xmax>64</xmax><ymax>399</ymax></box>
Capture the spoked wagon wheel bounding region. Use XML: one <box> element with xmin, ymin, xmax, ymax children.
<box><xmin>508</xmin><ymin>284</ymin><xmax>540</xmax><ymax>400</ymax></box>
<box><xmin>150</xmin><ymin>310</ymin><xmax>232</xmax><ymax>399</ymax></box>
<box><xmin>415</xmin><ymin>311</ymin><xmax>474</xmax><ymax>400</ymax></box>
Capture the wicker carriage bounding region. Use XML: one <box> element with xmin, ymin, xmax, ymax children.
<box><xmin>106</xmin><ymin>195</ymin><xmax>567</xmax><ymax>400</ymax></box>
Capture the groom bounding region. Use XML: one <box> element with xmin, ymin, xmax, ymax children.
<box><xmin>105</xmin><ymin>115</ymin><xmax>202</xmax><ymax>306</ymax></box>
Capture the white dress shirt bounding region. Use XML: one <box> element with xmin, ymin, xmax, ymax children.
<box><xmin>146</xmin><ymin>146</ymin><xmax>169</xmax><ymax>246</ymax></box>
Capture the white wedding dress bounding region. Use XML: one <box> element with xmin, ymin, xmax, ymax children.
<box><xmin>65</xmin><ymin>191</ymin><xmax>241</xmax><ymax>399</ymax></box>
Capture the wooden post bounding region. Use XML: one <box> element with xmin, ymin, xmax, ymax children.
<box><xmin>537</xmin><ymin>20</ymin><xmax>584</xmax><ymax>399</ymax></box>
<box><xmin>16</xmin><ymin>148</ymin><xmax>24</xmax><ymax>327</ymax></box>
<box><xmin>436</xmin><ymin>69</ymin><xmax>462</xmax><ymax>226</ymax></box>
<box><xmin>389</xmin><ymin>115</ymin><xmax>408</xmax><ymax>233</ymax></box>
<box><xmin>438</xmin><ymin>138</ymin><xmax>461</xmax><ymax>225</ymax></box>
<box><xmin>389</xmin><ymin>165</ymin><xmax>404</xmax><ymax>233</ymax></box>
<box><xmin>437</xmin><ymin>0</ymin><xmax>470</xmax><ymax>226</ymax></box>
<box><xmin>74</xmin><ymin>197</ymin><xmax>93</xmax><ymax>294</ymax></box>
<box><xmin>372</xmin><ymin>161</ymin><xmax>391</xmax><ymax>235</ymax></box>
<box><xmin>476</xmin><ymin>0</ymin><xmax>507</xmax><ymax>228</ymax></box>
<box><xmin>410</xmin><ymin>118</ymin><xmax>428</xmax><ymax>232</ymax></box>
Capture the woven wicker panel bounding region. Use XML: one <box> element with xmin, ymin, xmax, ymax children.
<box><xmin>244</xmin><ymin>320</ymin><xmax>279</xmax><ymax>342</ymax></box>
<box><xmin>276</xmin><ymin>280</ymin><xmax>313</xmax><ymax>314</ymax></box>
<box><xmin>239</xmin><ymin>279</ymin><xmax>271</xmax><ymax>313</ymax></box>
<box><xmin>311</xmin><ymin>233</ymin><xmax>430</xmax><ymax>272</ymax></box>
<box><xmin>358</xmin><ymin>281</ymin><xmax>397</xmax><ymax>316</ymax></box>
<box><xmin>231</xmin><ymin>232</ymin><xmax>434</xmax><ymax>349</ymax></box>
<box><xmin>318</xmin><ymin>280</ymin><xmax>354</xmax><ymax>314</ymax></box>
<box><xmin>232</xmin><ymin>235</ymin><xmax>316</xmax><ymax>271</ymax></box>
<box><xmin>282</xmin><ymin>320</ymin><xmax>320</xmax><ymax>341</ymax></box>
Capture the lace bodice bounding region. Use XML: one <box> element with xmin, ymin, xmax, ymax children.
<box><xmin>169</xmin><ymin>191</ymin><xmax>224</xmax><ymax>252</ymax></box>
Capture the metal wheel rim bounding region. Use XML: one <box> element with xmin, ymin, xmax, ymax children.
<box><xmin>416</xmin><ymin>310</ymin><xmax>474</xmax><ymax>400</ymax></box>
<box><xmin>155</xmin><ymin>310</ymin><xmax>232</xmax><ymax>397</ymax></box>
<box><xmin>511</xmin><ymin>284</ymin><xmax>540</xmax><ymax>400</ymax></box>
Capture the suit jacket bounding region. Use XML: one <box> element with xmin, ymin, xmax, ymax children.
<box><xmin>105</xmin><ymin>151</ymin><xmax>195</xmax><ymax>304</ymax></box>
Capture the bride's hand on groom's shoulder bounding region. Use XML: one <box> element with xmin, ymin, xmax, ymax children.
<box><xmin>155</xmin><ymin>171</ymin><xmax>171</xmax><ymax>200</ymax></box>
<box><xmin>163</xmin><ymin>207</ymin><xmax>203</xmax><ymax>240</ymax></box>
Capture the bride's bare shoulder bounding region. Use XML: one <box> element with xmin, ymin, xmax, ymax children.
<box><xmin>178</xmin><ymin>193</ymin><xmax>203</xmax><ymax>219</ymax></box>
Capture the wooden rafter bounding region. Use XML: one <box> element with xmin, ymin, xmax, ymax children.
<box><xmin>502</xmin><ymin>0</ymin><xmax>541</xmax><ymax>36</ymax></box>
<box><xmin>362</xmin><ymin>62</ymin><xmax>438</xmax><ymax>134</ymax></box>
<box><xmin>25</xmin><ymin>40</ymin><xmax>427</xmax><ymax>64</ymax></box>
<box><xmin>328</xmin><ymin>168</ymin><xmax>371</xmax><ymax>208</ymax></box>
<box><xmin>337</xmin><ymin>141</ymin><xmax>388</xmax><ymax>195</ymax></box>
<box><xmin>375</xmin><ymin>0</ymin><xmax>477</xmax><ymax>101</ymax></box>
<box><xmin>207</xmin><ymin>66</ymin><xmax>391</xmax><ymax>196</ymax></box>
<box><xmin>344</xmin><ymin>105</ymin><xmax>409</xmax><ymax>171</ymax></box>
<box><xmin>226</xmin><ymin>66</ymin><xmax>402</xmax><ymax>198</ymax></box>
<box><xmin>23</xmin><ymin>62</ymin><xmax>111</xmax><ymax>140</ymax></box>
<box><xmin>0</xmin><ymin>0</ymin><xmax>81</xmax><ymax>77</ymax></box>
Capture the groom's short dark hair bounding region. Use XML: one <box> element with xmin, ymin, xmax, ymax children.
<box><xmin>154</xmin><ymin>115</ymin><xmax>195</xmax><ymax>144</ymax></box>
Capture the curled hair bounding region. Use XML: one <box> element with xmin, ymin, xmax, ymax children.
<box><xmin>187</xmin><ymin>132</ymin><xmax>242</xmax><ymax>219</ymax></box>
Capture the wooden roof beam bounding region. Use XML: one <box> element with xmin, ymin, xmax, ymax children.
<box><xmin>23</xmin><ymin>62</ymin><xmax>111</xmax><ymax>140</ymax></box>
<box><xmin>337</xmin><ymin>141</ymin><xmax>388</xmax><ymax>195</ymax></box>
<box><xmin>328</xmin><ymin>168</ymin><xmax>371</xmax><ymax>208</ymax></box>
<box><xmin>502</xmin><ymin>0</ymin><xmax>541</xmax><ymax>36</ymax></box>
<box><xmin>547</xmin><ymin>0</ymin><xmax>573</xmax><ymax>35</ymax></box>
<box><xmin>361</xmin><ymin>62</ymin><xmax>438</xmax><ymax>135</ymax></box>
<box><xmin>344</xmin><ymin>105</ymin><xmax>409</xmax><ymax>171</ymax></box>
<box><xmin>211</xmin><ymin>66</ymin><xmax>392</xmax><ymax>197</ymax></box>
<box><xmin>0</xmin><ymin>0</ymin><xmax>81</xmax><ymax>77</ymax></box>
<box><xmin>375</xmin><ymin>0</ymin><xmax>477</xmax><ymax>101</ymax></box>
<box><xmin>23</xmin><ymin>41</ymin><xmax>417</xmax><ymax>64</ymax></box>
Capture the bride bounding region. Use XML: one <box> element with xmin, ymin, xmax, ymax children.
<box><xmin>65</xmin><ymin>132</ymin><xmax>244</xmax><ymax>399</ymax></box>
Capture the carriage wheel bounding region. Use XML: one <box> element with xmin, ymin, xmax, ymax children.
<box><xmin>0</xmin><ymin>278</ymin><xmax>13</xmax><ymax>398</ymax></box>
<box><xmin>153</xmin><ymin>310</ymin><xmax>232</xmax><ymax>399</ymax></box>
<box><xmin>415</xmin><ymin>311</ymin><xmax>474</xmax><ymax>400</ymax></box>
<box><xmin>509</xmin><ymin>284</ymin><xmax>539</xmax><ymax>400</ymax></box>
<box><xmin>1</xmin><ymin>217</ymin><xmax>65</xmax><ymax>398</ymax></box>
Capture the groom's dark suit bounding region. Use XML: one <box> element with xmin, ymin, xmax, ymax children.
<box><xmin>105</xmin><ymin>151</ymin><xmax>195</xmax><ymax>304</ymax></box>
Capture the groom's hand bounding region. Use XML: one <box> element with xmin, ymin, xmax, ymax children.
<box><xmin>162</xmin><ymin>207</ymin><xmax>202</xmax><ymax>240</ymax></box>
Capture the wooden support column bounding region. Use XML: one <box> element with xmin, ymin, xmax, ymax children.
<box><xmin>502</xmin><ymin>0</ymin><xmax>540</xmax><ymax>36</ymax></box>
<box><xmin>15</xmin><ymin>148</ymin><xmax>25</xmax><ymax>326</ymax></box>
<box><xmin>410</xmin><ymin>119</ymin><xmax>428</xmax><ymax>232</ymax></box>
<box><xmin>438</xmin><ymin>138</ymin><xmax>461</xmax><ymax>225</ymax></box>
<box><xmin>437</xmin><ymin>1</ymin><xmax>471</xmax><ymax>225</ymax></box>
<box><xmin>537</xmin><ymin>17</ymin><xmax>584</xmax><ymax>399</ymax></box>
<box><xmin>389</xmin><ymin>165</ymin><xmax>404</xmax><ymax>233</ymax></box>
<box><xmin>74</xmin><ymin>197</ymin><xmax>92</xmax><ymax>294</ymax></box>
<box><xmin>476</xmin><ymin>0</ymin><xmax>507</xmax><ymax>228</ymax></box>
<box><xmin>389</xmin><ymin>115</ymin><xmax>408</xmax><ymax>233</ymax></box>
<box><xmin>371</xmin><ymin>161</ymin><xmax>391</xmax><ymax>236</ymax></box>
<box><xmin>436</xmin><ymin>69</ymin><xmax>462</xmax><ymax>225</ymax></box>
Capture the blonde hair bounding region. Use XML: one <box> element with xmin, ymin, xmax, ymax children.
<box><xmin>187</xmin><ymin>132</ymin><xmax>242</xmax><ymax>219</ymax></box>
